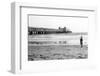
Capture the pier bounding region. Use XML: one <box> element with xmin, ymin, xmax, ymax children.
<box><xmin>28</xmin><ymin>27</ymin><xmax>72</xmax><ymax>35</ymax></box>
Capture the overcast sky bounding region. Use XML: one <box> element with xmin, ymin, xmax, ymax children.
<box><xmin>29</xmin><ymin>15</ymin><xmax>88</xmax><ymax>32</ymax></box>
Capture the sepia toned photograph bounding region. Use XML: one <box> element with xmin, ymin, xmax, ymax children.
<box><xmin>28</xmin><ymin>14</ymin><xmax>88</xmax><ymax>61</ymax></box>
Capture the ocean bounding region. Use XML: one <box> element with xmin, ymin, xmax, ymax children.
<box><xmin>28</xmin><ymin>33</ymin><xmax>88</xmax><ymax>46</ymax></box>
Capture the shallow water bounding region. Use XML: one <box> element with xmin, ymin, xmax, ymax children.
<box><xmin>28</xmin><ymin>33</ymin><xmax>88</xmax><ymax>45</ymax></box>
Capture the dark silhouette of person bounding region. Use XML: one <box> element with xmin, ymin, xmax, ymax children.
<box><xmin>80</xmin><ymin>36</ymin><xmax>83</xmax><ymax>48</ymax></box>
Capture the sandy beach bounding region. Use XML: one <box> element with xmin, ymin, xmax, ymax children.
<box><xmin>28</xmin><ymin>45</ymin><xmax>88</xmax><ymax>61</ymax></box>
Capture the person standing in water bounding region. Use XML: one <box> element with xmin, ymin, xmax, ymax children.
<box><xmin>80</xmin><ymin>36</ymin><xmax>83</xmax><ymax>48</ymax></box>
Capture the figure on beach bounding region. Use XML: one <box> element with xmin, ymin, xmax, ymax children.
<box><xmin>80</xmin><ymin>36</ymin><xmax>83</xmax><ymax>48</ymax></box>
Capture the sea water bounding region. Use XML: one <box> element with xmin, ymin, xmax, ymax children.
<box><xmin>28</xmin><ymin>33</ymin><xmax>88</xmax><ymax>45</ymax></box>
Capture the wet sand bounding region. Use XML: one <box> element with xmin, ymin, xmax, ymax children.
<box><xmin>28</xmin><ymin>45</ymin><xmax>88</xmax><ymax>61</ymax></box>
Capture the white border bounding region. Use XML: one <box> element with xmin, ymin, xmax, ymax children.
<box><xmin>11</xmin><ymin>2</ymin><xmax>96</xmax><ymax>74</ymax></box>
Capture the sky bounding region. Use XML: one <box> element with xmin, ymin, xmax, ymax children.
<box><xmin>29</xmin><ymin>15</ymin><xmax>88</xmax><ymax>32</ymax></box>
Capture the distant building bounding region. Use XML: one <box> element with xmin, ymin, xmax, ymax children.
<box><xmin>28</xmin><ymin>27</ymin><xmax>72</xmax><ymax>35</ymax></box>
